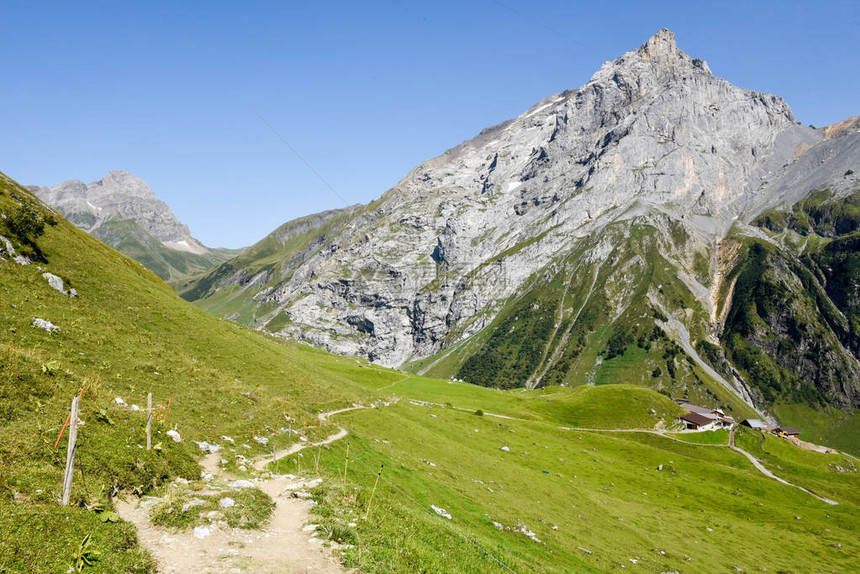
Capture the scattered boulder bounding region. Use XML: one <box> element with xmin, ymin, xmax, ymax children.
<box><xmin>166</xmin><ymin>430</ymin><xmax>181</xmax><ymax>443</ymax></box>
<box><xmin>430</xmin><ymin>505</ymin><xmax>452</xmax><ymax>520</ymax></box>
<box><xmin>0</xmin><ymin>235</ymin><xmax>14</xmax><ymax>259</ymax></box>
<box><xmin>114</xmin><ymin>397</ymin><xmax>126</xmax><ymax>406</ymax></box>
<box><xmin>196</xmin><ymin>441</ymin><xmax>222</xmax><ymax>453</ymax></box>
<box><xmin>228</xmin><ymin>479</ymin><xmax>255</xmax><ymax>489</ymax></box>
<box><xmin>499</xmin><ymin>446</ymin><xmax>511</xmax><ymax>452</ymax></box>
<box><xmin>516</xmin><ymin>523</ymin><xmax>541</xmax><ymax>543</ymax></box>
<box><xmin>0</xmin><ymin>235</ymin><xmax>29</xmax><ymax>265</ymax></box>
<box><xmin>41</xmin><ymin>273</ymin><xmax>77</xmax><ymax>297</ymax></box>
<box><xmin>219</xmin><ymin>497</ymin><xmax>236</xmax><ymax>509</ymax></box>
<box><xmin>32</xmin><ymin>318</ymin><xmax>60</xmax><ymax>332</ymax></box>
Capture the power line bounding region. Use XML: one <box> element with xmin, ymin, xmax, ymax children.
<box><xmin>254</xmin><ymin>111</ymin><xmax>351</xmax><ymax>207</ymax></box>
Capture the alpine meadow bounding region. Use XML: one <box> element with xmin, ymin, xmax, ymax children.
<box><xmin>2</xmin><ymin>19</ymin><xmax>859</xmax><ymax>574</ymax></box>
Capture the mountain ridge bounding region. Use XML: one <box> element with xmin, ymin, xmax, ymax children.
<box><xmin>182</xmin><ymin>29</ymin><xmax>860</xmax><ymax>442</ymax></box>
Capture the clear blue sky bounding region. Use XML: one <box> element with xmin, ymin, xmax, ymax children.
<box><xmin>2</xmin><ymin>1</ymin><xmax>858</xmax><ymax>248</ymax></box>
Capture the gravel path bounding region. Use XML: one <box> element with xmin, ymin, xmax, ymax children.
<box><xmin>116</xmin><ymin>408</ymin><xmax>364</xmax><ymax>574</ymax></box>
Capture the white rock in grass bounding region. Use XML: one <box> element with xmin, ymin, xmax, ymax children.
<box><xmin>42</xmin><ymin>273</ymin><xmax>75</xmax><ymax>297</ymax></box>
<box><xmin>166</xmin><ymin>430</ymin><xmax>181</xmax><ymax>443</ymax></box>
<box><xmin>192</xmin><ymin>526</ymin><xmax>211</xmax><ymax>540</ymax></box>
<box><xmin>219</xmin><ymin>497</ymin><xmax>236</xmax><ymax>509</ymax></box>
<box><xmin>499</xmin><ymin>446</ymin><xmax>510</xmax><ymax>452</ymax></box>
<box><xmin>114</xmin><ymin>397</ymin><xmax>126</xmax><ymax>405</ymax></box>
<box><xmin>182</xmin><ymin>499</ymin><xmax>206</xmax><ymax>513</ymax></box>
<box><xmin>32</xmin><ymin>318</ymin><xmax>60</xmax><ymax>332</ymax></box>
<box><xmin>229</xmin><ymin>479</ymin><xmax>255</xmax><ymax>489</ymax></box>
<box><xmin>253</xmin><ymin>435</ymin><xmax>269</xmax><ymax>445</ymax></box>
<box><xmin>431</xmin><ymin>505</ymin><xmax>452</xmax><ymax>520</ymax></box>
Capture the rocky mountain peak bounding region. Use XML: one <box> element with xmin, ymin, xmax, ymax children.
<box><xmin>92</xmin><ymin>169</ymin><xmax>158</xmax><ymax>201</ymax></box>
<box><xmin>186</xmin><ymin>29</ymin><xmax>846</xmax><ymax>394</ymax></box>
<box><xmin>639</xmin><ymin>28</ymin><xmax>677</xmax><ymax>61</ymax></box>
<box><xmin>31</xmin><ymin>171</ymin><xmax>206</xmax><ymax>253</ymax></box>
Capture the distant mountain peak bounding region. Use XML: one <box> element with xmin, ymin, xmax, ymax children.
<box><xmin>30</xmin><ymin>170</ymin><xmax>203</xmax><ymax>250</ymax></box>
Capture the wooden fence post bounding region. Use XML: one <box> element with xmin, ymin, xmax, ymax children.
<box><xmin>61</xmin><ymin>396</ymin><xmax>79</xmax><ymax>506</ymax></box>
<box><xmin>146</xmin><ymin>392</ymin><xmax>152</xmax><ymax>450</ymax></box>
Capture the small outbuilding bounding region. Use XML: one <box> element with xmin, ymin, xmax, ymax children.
<box><xmin>680</xmin><ymin>412</ymin><xmax>719</xmax><ymax>431</ymax></box>
<box><xmin>741</xmin><ymin>419</ymin><xmax>767</xmax><ymax>430</ymax></box>
<box><xmin>777</xmin><ymin>426</ymin><xmax>800</xmax><ymax>437</ymax></box>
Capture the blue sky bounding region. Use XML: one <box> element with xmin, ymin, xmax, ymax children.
<box><xmin>3</xmin><ymin>1</ymin><xmax>858</xmax><ymax>248</ymax></box>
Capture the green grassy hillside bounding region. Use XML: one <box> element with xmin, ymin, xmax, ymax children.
<box><xmin>2</xmin><ymin>170</ymin><xmax>858</xmax><ymax>573</ymax></box>
<box><xmin>269</xmin><ymin>384</ymin><xmax>859</xmax><ymax>573</ymax></box>
<box><xmin>88</xmin><ymin>217</ymin><xmax>241</xmax><ymax>287</ymax></box>
<box><xmin>0</xmin><ymin>173</ymin><xmax>393</xmax><ymax>571</ymax></box>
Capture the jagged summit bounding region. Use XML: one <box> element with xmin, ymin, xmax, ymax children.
<box><xmin>639</xmin><ymin>28</ymin><xmax>677</xmax><ymax>59</ymax></box>
<box><xmin>91</xmin><ymin>170</ymin><xmax>159</xmax><ymax>200</ymax></box>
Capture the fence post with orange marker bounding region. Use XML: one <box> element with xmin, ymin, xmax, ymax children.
<box><xmin>162</xmin><ymin>397</ymin><xmax>172</xmax><ymax>424</ymax></box>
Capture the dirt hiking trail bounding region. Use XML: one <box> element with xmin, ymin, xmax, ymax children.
<box><xmin>116</xmin><ymin>405</ymin><xmax>371</xmax><ymax>573</ymax></box>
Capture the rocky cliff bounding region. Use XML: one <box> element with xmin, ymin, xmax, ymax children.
<box><xmin>184</xmin><ymin>30</ymin><xmax>860</xmax><ymax>425</ymax></box>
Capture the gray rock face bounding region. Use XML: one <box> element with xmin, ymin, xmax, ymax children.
<box><xmin>30</xmin><ymin>170</ymin><xmax>206</xmax><ymax>254</ymax></box>
<box><xmin>188</xmin><ymin>29</ymin><xmax>859</xmax><ymax>392</ymax></box>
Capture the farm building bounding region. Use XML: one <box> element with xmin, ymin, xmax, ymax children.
<box><xmin>675</xmin><ymin>401</ymin><xmax>733</xmax><ymax>429</ymax></box>
<box><xmin>777</xmin><ymin>426</ymin><xmax>800</xmax><ymax>437</ymax></box>
<box><xmin>741</xmin><ymin>419</ymin><xmax>767</xmax><ymax>430</ymax></box>
<box><xmin>679</xmin><ymin>412</ymin><xmax>721</xmax><ymax>431</ymax></box>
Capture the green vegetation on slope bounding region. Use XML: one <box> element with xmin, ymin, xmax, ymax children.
<box><xmin>0</xmin><ymin>173</ymin><xmax>395</xmax><ymax>572</ymax></box>
<box><xmin>91</xmin><ymin>217</ymin><xmax>242</xmax><ymax>287</ymax></box>
<box><xmin>3</xmin><ymin>168</ymin><xmax>858</xmax><ymax>573</ymax></box>
<box><xmin>452</xmin><ymin>219</ymin><xmax>751</xmax><ymax>421</ymax></box>
<box><xmin>753</xmin><ymin>188</ymin><xmax>860</xmax><ymax>237</ymax></box>
<box><xmin>268</xmin><ymin>385</ymin><xmax>859</xmax><ymax>573</ymax></box>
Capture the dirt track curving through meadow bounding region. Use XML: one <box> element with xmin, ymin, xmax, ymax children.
<box><xmin>116</xmin><ymin>405</ymin><xmax>370</xmax><ymax>573</ymax></box>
